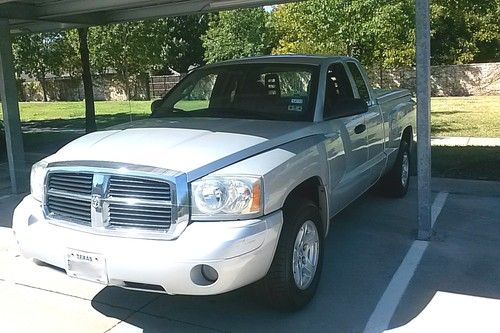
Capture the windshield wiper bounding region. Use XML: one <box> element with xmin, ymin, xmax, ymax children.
<box><xmin>212</xmin><ymin>108</ymin><xmax>282</xmax><ymax>121</ymax></box>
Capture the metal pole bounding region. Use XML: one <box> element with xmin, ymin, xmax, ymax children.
<box><xmin>78</xmin><ymin>27</ymin><xmax>97</xmax><ymax>133</ymax></box>
<box><xmin>0</xmin><ymin>19</ymin><xmax>27</xmax><ymax>194</ymax></box>
<box><xmin>416</xmin><ymin>0</ymin><xmax>432</xmax><ymax>240</ymax></box>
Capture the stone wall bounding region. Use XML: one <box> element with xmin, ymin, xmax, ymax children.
<box><xmin>368</xmin><ymin>62</ymin><xmax>500</xmax><ymax>96</ymax></box>
<box><xmin>17</xmin><ymin>74</ymin><xmax>150</xmax><ymax>102</ymax></box>
<box><xmin>11</xmin><ymin>62</ymin><xmax>500</xmax><ymax>101</ymax></box>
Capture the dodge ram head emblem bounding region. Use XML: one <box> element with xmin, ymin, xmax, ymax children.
<box><xmin>91</xmin><ymin>195</ymin><xmax>102</xmax><ymax>209</ymax></box>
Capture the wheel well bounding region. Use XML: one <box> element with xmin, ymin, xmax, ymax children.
<box><xmin>402</xmin><ymin>126</ymin><xmax>413</xmax><ymax>149</ymax></box>
<box><xmin>283</xmin><ymin>177</ymin><xmax>329</xmax><ymax>236</ymax></box>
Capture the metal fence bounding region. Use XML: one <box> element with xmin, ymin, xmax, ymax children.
<box><xmin>149</xmin><ymin>75</ymin><xmax>183</xmax><ymax>99</ymax></box>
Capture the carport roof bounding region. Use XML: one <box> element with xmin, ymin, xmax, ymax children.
<box><xmin>0</xmin><ymin>0</ymin><xmax>294</xmax><ymax>34</ymax></box>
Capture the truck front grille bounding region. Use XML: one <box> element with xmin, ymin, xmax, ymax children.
<box><xmin>109</xmin><ymin>175</ymin><xmax>171</xmax><ymax>201</ymax></box>
<box><xmin>48</xmin><ymin>172</ymin><xmax>93</xmax><ymax>195</ymax></box>
<box><xmin>46</xmin><ymin>195</ymin><xmax>92</xmax><ymax>226</ymax></box>
<box><xmin>44</xmin><ymin>170</ymin><xmax>175</xmax><ymax>237</ymax></box>
<box><xmin>109</xmin><ymin>203</ymin><xmax>172</xmax><ymax>231</ymax></box>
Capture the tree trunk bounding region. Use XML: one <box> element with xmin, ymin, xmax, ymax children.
<box><xmin>144</xmin><ymin>73</ymin><xmax>151</xmax><ymax>100</ymax></box>
<box><xmin>78</xmin><ymin>27</ymin><xmax>97</xmax><ymax>133</ymax></box>
<box><xmin>40</xmin><ymin>76</ymin><xmax>48</xmax><ymax>102</ymax></box>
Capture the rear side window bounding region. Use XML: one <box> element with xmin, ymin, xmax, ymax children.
<box><xmin>347</xmin><ymin>62</ymin><xmax>370</xmax><ymax>103</ymax></box>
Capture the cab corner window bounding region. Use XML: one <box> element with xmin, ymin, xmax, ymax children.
<box><xmin>347</xmin><ymin>62</ymin><xmax>370</xmax><ymax>103</ymax></box>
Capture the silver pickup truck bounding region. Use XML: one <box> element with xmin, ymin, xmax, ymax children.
<box><xmin>13</xmin><ymin>55</ymin><xmax>415</xmax><ymax>310</ymax></box>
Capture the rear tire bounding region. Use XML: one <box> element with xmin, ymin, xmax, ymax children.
<box><xmin>258</xmin><ymin>199</ymin><xmax>324</xmax><ymax>311</ymax></box>
<box><xmin>379</xmin><ymin>140</ymin><xmax>410</xmax><ymax>197</ymax></box>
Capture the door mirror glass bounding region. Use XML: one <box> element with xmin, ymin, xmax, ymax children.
<box><xmin>150</xmin><ymin>99</ymin><xmax>163</xmax><ymax>115</ymax></box>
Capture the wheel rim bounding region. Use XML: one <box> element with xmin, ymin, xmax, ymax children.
<box><xmin>401</xmin><ymin>152</ymin><xmax>409</xmax><ymax>187</ymax></box>
<box><xmin>292</xmin><ymin>220</ymin><xmax>320</xmax><ymax>290</ymax></box>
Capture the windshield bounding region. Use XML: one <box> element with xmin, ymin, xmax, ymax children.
<box><xmin>153</xmin><ymin>63</ymin><xmax>319</xmax><ymax>121</ymax></box>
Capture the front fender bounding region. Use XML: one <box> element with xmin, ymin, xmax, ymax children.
<box><xmin>213</xmin><ymin>135</ymin><xmax>329</xmax><ymax>230</ymax></box>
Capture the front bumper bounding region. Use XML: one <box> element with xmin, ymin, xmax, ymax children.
<box><xmin>12</xmin><ymin>195</ymin><xmax>283</xmax><ymax>295</ymax></box>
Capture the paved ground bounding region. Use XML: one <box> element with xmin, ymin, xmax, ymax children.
<box><xmin>431</xmin><ymin>136</ymin><xmax>500</xmax><ymax>147</ymax></box>
<box><xmin>1</xmin><ymin>177</ymin><xmax>499</xmax><ymax>332</ymax></box>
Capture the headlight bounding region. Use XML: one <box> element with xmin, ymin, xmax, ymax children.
<box><xmin>30</xmin><ymin>160</ymin><xmax>48</xmax><ymax>202</ymax></box>
<box><xmin>191</xmin><ymin>176</ymin><xmax>262</xmax><ymax>220</ymax></box>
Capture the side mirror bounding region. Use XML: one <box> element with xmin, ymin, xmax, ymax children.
<box><xmin>330</xmin><ymin>98</ymin><xmax>368</xmax><ymax>119</ymax></box>
<box><xmin>150</xmin><ymin>99</ymin><xmax>163</xmax><ymax>114</ymax></box>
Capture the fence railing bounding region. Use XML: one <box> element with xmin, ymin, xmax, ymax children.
<box><xmin>149</xmin><ymin>75</ymin><xmax>183</xmax><ymax>99</ymax></box>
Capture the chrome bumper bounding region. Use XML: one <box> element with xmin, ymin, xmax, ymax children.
<box><xmin>13</xmin><ymin>195</ymin><xmax>283</xmax><ymax>295</ymax></box>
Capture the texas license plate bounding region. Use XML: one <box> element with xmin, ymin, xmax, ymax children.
<box><xmin>66</xmin><ymin>249</ymin><xmax>108</xmax><ymax>284</ymax></box>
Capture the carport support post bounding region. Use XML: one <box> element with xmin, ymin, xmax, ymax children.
<box><xmin>78</xmin><ymin>27</ymin><xmax>97</xmax><ymax>133</ymax></box>
<box><xmin>0</xmin><ymin>19</ymin><xmax>27</xmax><ymax>194</ymax></box>
<box><xmin>416</xmin><ymin>0</ymin><xmax>432</xmax><ymax>240</ymax></box>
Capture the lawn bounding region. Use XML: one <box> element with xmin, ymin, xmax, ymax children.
<box><xmin>1</xmin><ymin>96</ymin><xmax>498</xmax><ymax>137</ymax></box>
<box><xmin>1</xmin><ymin>96</ymin><xmax>499</xmax><ymax>181</ymax></box>
<box><xmin>431</xmin><ymin>96</ymin><xmax>500</xmax><ymax>137</ymax></box>
<box><xmin>0</xmin><ymin>100</ymin><xmax>208</xmax><ymax>123</ymax></box>
<box><xmin>430</xmin><ymin>146</ymin><xmax>500</xmax><ymax>181</ymax></box>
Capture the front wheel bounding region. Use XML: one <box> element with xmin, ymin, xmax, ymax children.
<box><xmin>258</xmin><ymin>199</ymin><xmax>324</xmax><ymax>311</ymax></box>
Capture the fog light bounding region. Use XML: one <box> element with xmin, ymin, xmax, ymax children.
<box><xmin>201</xmin><ymin>264</ymin><xmax>219</xmax><ymax>283</ymax></box>
<box><xmin>190</xmin><ymin>264</ymin><xmax>219</xmax><ymax>286</ymax></box>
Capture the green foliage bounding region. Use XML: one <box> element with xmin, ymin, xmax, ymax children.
<box><xmin>202</xmin><ymin>8</ymin><xmax>276</xmax><ymax>63</ymax></box>
<box><xmin>431</xmin><ymin>0</ymin><xmax>500</xmax><ymax>65</ymax></box>
<box><xmin>10</xmin><ymin>1</ymin><xmax>499</xmax><ymax>101</ymax></box>
<box><xmin>273</xmin><ymin>0</ymin><xmax>498</xmax><ymax>68</ymax></box>
<box><xmin>273</xmin><ymin>0</ymin><xmax>415</xmax><ymax>68</ymax></box>
<box><xmin>148</xmin><ymin>15</ymin><xmax>208</xmax><ymax>73</ymax></box>
<box><xmin>13</xmin><ymin>31</ymin><xmax>81</xmax><ymax>101</ymax></box>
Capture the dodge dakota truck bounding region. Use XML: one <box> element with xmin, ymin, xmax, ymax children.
<box><xmin>13</xmin><ymin>55</ymin><xmax>415</xmax><ymax>310</ymax></box>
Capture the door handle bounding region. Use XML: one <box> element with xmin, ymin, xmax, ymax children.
<box><xmin>354</xmin><ymin>124</ymin><xmax>366</xmax><ymax>134</ymax></box>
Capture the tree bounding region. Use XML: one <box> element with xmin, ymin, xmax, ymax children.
<box><xmin>273</xmin><ymin>0</ymin><xmax>415</xmax><ymax>70</ymax></box>
<box><xmin>430</xmin><ymin>0</ymin><xmax>500</xmax><ymax>65</ymax></box>
<box><xmin>89</xmin><ymin>22</ymin><xmax>152</xmax><ymax>100</ymax></box>
<box><xmin>202</xmin><ymin>8</ymin><xmax>276</xmax><ymax>63</ymax></box>
<box><xmin>88</xmin><ymin>16</ymin><xmax>207</xmax><ymax>99</ymax></box>
<box><xmin>13</xmin><ymin>33</ymin><xmax>63</xmax><ymax>101</ymax></box>
<box><xmin>148</xmin><ymin>15</ymin><xmax>208</xmax><ymax>74</ymax></box>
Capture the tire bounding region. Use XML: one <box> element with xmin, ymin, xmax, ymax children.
<box><xmin>379</xmin><ymin>140</ymin><xmax>410</xmax><ymax>197</ymax></box>
<box><xmin>0</xmin><ymin>130</ymin><xmax>6</xmax><ymax>159</ymax></box>
<box><xmin>258</xmin><ymin>199</ymin><xmax>324</xmax><ymax>311</ymax></box>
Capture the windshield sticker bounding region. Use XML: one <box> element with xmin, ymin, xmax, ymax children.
<box><xmin>291</xmin><ymin>98</ymin><xmax>304</xmax><ymax>104</ymax></box>
<box><xmin>288</xmin><ymin>105</ymin><xmax>303</xmax><ymax>112</ymax></box>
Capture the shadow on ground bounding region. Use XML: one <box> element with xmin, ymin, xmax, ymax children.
<box><xmin>390</xmin><ymin>192</ymin><xmax>500</xmax><ymax>329</ymax></box>
<box><xmin>90</xmin><ymin>182</ymin><xmax>500</xmax><ymax>332</ymax></box>
<box><xmin>92</xmin><ymin>189</ymin><xmax>421</xmax><ymax>332</ymax></box>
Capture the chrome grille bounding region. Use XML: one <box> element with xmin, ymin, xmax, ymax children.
<box><xmin>108</xmin><ymin>203</ymin><xmax>172</xmax><ymax>230</ymax></box>
<box><xmin>109</xmin><ymin>176</ymin><xmax>171</xmax><ymax>201</ymax></box>
<box><xmin>46</xmin><ymin>196</ymin><xmax>92</xmax><ymax>226</ymax></box>
<box><xmin>44</xmin><ymin>169</ymin><xmax>177</xmax><ymax>238</ymax></box>
<box><xmin>46</xmin><ymin>173</ymin><xmax>93</xmax><ymax>225</ymax></box>
<box><xmin>48</xmin><ymin>173</ymin><xmax>93</xmax><ymax>195</ymax></box>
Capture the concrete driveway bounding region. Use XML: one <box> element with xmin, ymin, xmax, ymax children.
<box><xmin>1</xmin><ymin>177</ymin><xmax>499</xmax><ymax>333</ymax></box>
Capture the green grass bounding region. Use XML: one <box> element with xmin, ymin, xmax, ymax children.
<box><xmin>0</xmin><ymin>100</ymin><xmax>208</xmax><ymax>123</ymax></box>
<box><xmin>431</xmin><ymin>146</ymin><xmax>500</xmax><ymax>181</ymax></box>
<box><xmin>1</xmin><ymin>97</ymin><xmax>499</xmax><ymax>181</ymax></box>
<box><xmin>1</xmin><ymin>96</ymin><xmax>498</xmax><ymax>137</ymax></box>
<box><xmin>431</xmin><ymin>96</ymin><xmax>500</xmax><ymax>137</ymax></box>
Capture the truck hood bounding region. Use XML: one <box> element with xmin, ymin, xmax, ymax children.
<box><xmin>51</xmin><ymin>117</ymin><xmax>317</xmax><ymax>177</ymax></box>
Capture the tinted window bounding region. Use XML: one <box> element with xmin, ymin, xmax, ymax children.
<box><xmin>347</xmin><ymin>62</ymin><xmax>370</xmax><ymax>102</ymax></box>
<box><xmin>155</xmin><ymin>64</ymin><xmax>319</xmax><ymax>121</ymax></box>
<box><xmin>324</xmin><ymin>63</ymin><xmax>355</xmax><ymax>118</ymax></box>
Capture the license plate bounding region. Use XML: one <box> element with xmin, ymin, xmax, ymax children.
<box><xmin>66</xmin><ymin>249</ymin><xmax>108</xmax><ymax>284</ymax></box>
